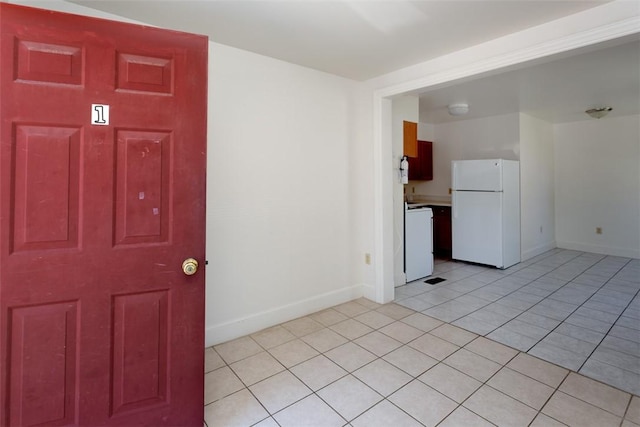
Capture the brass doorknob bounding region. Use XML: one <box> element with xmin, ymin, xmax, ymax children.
<box><xmin>182</xmin><ymin>258</ymin><xmax>199</xmax><ymax>275</ymax></box>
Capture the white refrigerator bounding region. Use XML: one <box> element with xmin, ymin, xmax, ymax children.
<box><xmin>452</xmin><ymin>159</ymin><xmax>520</xmax><ymax>269</ymax></box>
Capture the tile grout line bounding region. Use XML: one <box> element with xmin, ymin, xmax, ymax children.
<box><xmin>418</xmin><ymin>325</ymin><xmax>585</xmax><ymax>425</ymax></box>
<box><xmin>415</xmin><ymin>250</ymin><xmax>595</xmax><ymax>327</ymax></box>
<box><xmin>621</xmin><ymin>393</ymin><xmax>636</xmax><ymax>427</ymax></box>
<box><xmin>444</xmin><ymin>255</ymin><xmax>640</xmax><ymax>403</ymax></box>
<box><xmin>441</xmin><ymin>345</ymin><xmax>545</xmax><ymax>426</ymax></box>
<box><xmin>329</xmin><ymin>312</ymin><xmax>464</xmax><ymax>426</ymax></box>
<box><xmin>413</xmin><ymin>255</ymin><xmax>588</xmax><ymax>346</ymax></box>
<box><xmin>282</xmin><ymin>308</ymin><xmax>436</xmax><ymax>426</ymax></box>
<box><xmin>253</xmin><ymin>302</ymin><xmax>420</xmax><ymax>425</ymax></box>
<box><xmin>206</xmin><ymin>252</ymin><xmax>638</xmax><ymax>425</ymax></box>
<box><xmin>575</xmin><ymin>279</ymin><xmax>639</xmax><ymax>373</ymax></box>
<box><xmin>528</xmin><ymin>368</ymin><xmax>572</xmax><ymax>427</ymax></box>
<box><xmin>510</xmin><ymin>257</ymin><xmax>638</xmax><ymax>389</ymax></box>
<box><xmin>416</xmin><ymin>254</ymin><xmax>640</xmax><ymax>397</ymax></box>
<box><xmin>522</xmin><ymin>256</ymin><xmax>629</xmax><ymax>363</ymax></box>
<box><xmin>422</xmin><ymin>254</ymin><xmax>629</xmax><ymax>370</ymax></box>
<box><xmin>550</xmin><ymin>373</ymin><xmax>635</xmax><ymax>423</ymax></box>
<box><xmin>218</xmin><ymin>302</ymin><xmax>494</xmax><ymax>426</ymax></box>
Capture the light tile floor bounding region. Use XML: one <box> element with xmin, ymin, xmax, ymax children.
<box><xmin>205</xmin><ymin>249</ymin><xmax>639</xmax><ymax>426</ymax></box>
<box><xmin>396</xmin><ymin>249</ymin><xmax>640</xmax><ymax>396</ymax></box>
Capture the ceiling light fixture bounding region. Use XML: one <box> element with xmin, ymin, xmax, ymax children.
<box><xmin>448</xmin><ymin>103</ymin><xmax>469</xmax><ymax>116</ymax></box>
<box><xmin>585</xmin><ymin>106</ymin><xmax>612</xmax><ymax>119</ymax></box>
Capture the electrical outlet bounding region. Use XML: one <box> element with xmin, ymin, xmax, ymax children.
<box><xmin>596</xmin><ymin>227</ymin><xmax>602</xmax><ymax>235</ymax></box>
<box><xmin>365</xmin><ymin>253</ymin><xmax>371</xmax><ymax>265</ymax></box>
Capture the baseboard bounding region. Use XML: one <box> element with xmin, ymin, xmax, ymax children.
<box><xmin>522</xmin><ymin>241</ymin><xmax>557</xmax><ymax>261</ymax></box>
<box><xmin>361</xmin><ymin>282</ymin><xmax>377</xmax><ymax>301</ymax></box>
<box><xmin>556</xmin><ymin>240</ymin><xmax>640</xmax><ymax>259</ymax></box>
<box><xmin>394</xmin><ymin>271</ymin><xmax>406</xmax><ymax>287</ymax></box>
<box><xmin>205</xmin><ymin>284</ymin><xmax>364</xmax><ymax>347</ymax></box>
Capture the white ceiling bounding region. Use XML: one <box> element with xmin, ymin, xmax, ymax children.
<box><xmin>68</xmin><ymin>0</ymin><xmax>639</xmax><ymax>124</ymax></box>
<box><xmin>70</xmin><ymin>0</ymin><xmax>612</xmax><ymax>81</ymax></box>
<box><xmin>418</xmin><ymin>38</ymin><xmax>640</xmax><ymax>124</ymax></box>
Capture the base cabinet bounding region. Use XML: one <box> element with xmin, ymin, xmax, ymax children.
<box><xmin>431</xmin><ymin>205</ymin><xmax>452</xmax><ymax>258</ymax></box>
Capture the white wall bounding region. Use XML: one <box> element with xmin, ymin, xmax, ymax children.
<box><xmin>410</xmin><ymin>111</ymin><xmax>638</xmax><ymax>262</ymax></box>
<box><xmin>555</xmin><ymin>114</ymin><xmax>640</xmax><ymax>258</ymax></box>
<box><xmin>410</xmin><ymin>113</ymin><xmax>520</xmax><ymax>197</ymax></box>
<box><xmin>417</xmin><ymin>123</ymin><xmax>436</xmax><ymax>142</ymax></box>
<box><xmin>207</xmin><ymin>43</ymin><xmax>364</xmax><ymax>344</ymax></box>
<box><xmin>350</xmin><ymin>84</ymin><xmax>377</xmax><ymax>300</ymax></box>
<box><xmin>411</xmin><ymin>113</ymin><xmax>557</xmax><ymax>262</ymax></box>
<box><xmin>520</xmin><ymin>114</ymin><xmax>556</xmax><ymax>260</ymax></box>
<box><xmin>435</xmin><ymin>113</ymin><xmax>521</xmax><ymax>161</ymax></box>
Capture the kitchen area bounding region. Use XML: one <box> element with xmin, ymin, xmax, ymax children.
<box><xmin>388</xmin><ymin>41</ymin><xmax>640</xmax><ymax>397</ymax></box>
<box><xmin>404</xmin><ymin>152</ymin><xmax>521</xmax><ymax>283</ymax></box>
<box><xmin>393</xmin><ymin>39</ymin><xmax>640</xmax><ymax>290</ymax></box>
<box><xmin>402</xmin><ymin>128</ymin><xmax>452</xmax><ymax>260</ymax></box>
<box><xmin>394</xmin><ymin>111</ymin><xmax>640</xmax><ymax>398</ymax></box>
<box><xmin>393</xmin><ymin>39</ymin><xmax>639</xmax><ymax>286</ymax></box>
<box><xmin>396</xmin><ymin>96</ymin><xmax>525</xmax><ymax>286</ymax></box>
<box><xmin>401</xmin><ymin>117</ymin><xmax>454</xmax><ymax>284</ymax></box>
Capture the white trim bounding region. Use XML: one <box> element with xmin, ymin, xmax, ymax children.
<box><xmin>372</xmin><ymin>96</ymin><xmax>395</xmax><ymax>303</ymax></box>
<box><xmin>361</xmin><ymin>282</ymin><xmax>376</xmax><ymax>301</ymax></box>
<box><xmin>372</xmin><ymin>13</ymin><xmax>640</xmax><ymax>304</ymax></box>
<box><xmin>556</xmin><ymin>240</ymin><xmax>640</xmax><ymax>259</ymax></box>
<box><xmin>377</xmin><ymin>16</ymin><xmax>640</xmax><ymax>99</ymax></box>
<box><xmin>522</xmin><ymin>241</ymin><xmax>558</xmax><ymax>262</ymax></box>
<box><xmin>204</xmin><ymin>285</ymin><xmax>363</xmax><ymax>346</ymax></box>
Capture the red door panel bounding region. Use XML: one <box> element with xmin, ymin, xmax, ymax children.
<box><xmin>114</xmin><ymin>130</ymin><xmax>171</xmax><ymax>245</ymax></box>
<box><xmin>9</xmin><ymin>301</ymin><xmax>78</xmax><ymax>427</ymax></box>
<box><xmin>1</xmin><ymin>4</ymin><xmax>207</xmax><ymax>426</ymax></box>
<box><xmin>111</xmin><ymin>291</ymin><xmax>169</xmax><ymax>416</ymax></box>
<box><xmin>12</xmin><ymin>125</ymin><xmax>82</xmax><ymax>252</ymax></box>
<box><xmin>15</xmin><ymin>39</ymin><xmax>84</xmax><ymax>85</ymax></box>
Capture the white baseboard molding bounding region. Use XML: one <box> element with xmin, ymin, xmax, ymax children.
<box><xmin>395</xmin><ymin>271</ymin><xmax>407</xmax><ymax>288</ymax></box>
<box><xmin>522</xmin><ymin>241</ymin><xmax>557</xmax><ymax>261</ymax></box>
<box><xmin>556</xmin><ymin>240</ymin><xmax>640</xmax><ymax>259</ymax></box>
<box><xmin>361</xmin><ymin>282</ymin><xmax>376</xmax><ymax>301</ymax></box>
<box><xmin>205</xmin><ymin>284</ymin><xmax>364</xmax><ymax>347</ymax></box>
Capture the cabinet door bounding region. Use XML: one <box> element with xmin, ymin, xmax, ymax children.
<box><xmin>408</xmin><ymin>140</ymin><xmax>433</xmax><ymax>180</ymax></box>
<box><xmin>432</xmin><ymin>206</ymin><xmax>452</xmax><ymax>257</ymax></box>
<box><xmin>420</xmin><ymin>140</ymin><xmax>433</xmax><ymax>180</ymax></box>
<box><xmin>403</xmin><ymin>121</ymin><xmax>417</xmax><ymax>157</ymax></box>
<box><xmin>408</xmin><ymin>147</ymin><xmax>422</xmax><ymax>179</ymax></box>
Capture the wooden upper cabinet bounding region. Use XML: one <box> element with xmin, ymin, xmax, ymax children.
<box><xmin>403</xmin><ymin>120</ymin><xmax>418</xmax><ymax>157</ymax></box>
<box><xmin>408</xmin><ymin>140</ymin><xmax>433</xmax><ymax>181</ymax></box>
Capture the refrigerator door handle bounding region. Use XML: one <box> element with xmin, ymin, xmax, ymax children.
<box><xmin>452</xmin><ymin>191</ymin><xmax>457</xmax><ymax>218</ymax></box>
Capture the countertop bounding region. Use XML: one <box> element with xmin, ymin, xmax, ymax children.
<box><xmin>406</xmin><ymin>196</ymin><xmax>452</xmax><ymax>207</ymax></box>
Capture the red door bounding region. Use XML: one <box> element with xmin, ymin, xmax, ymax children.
<box><xmin>0</xmin><ymin>4</ymin><xmax>207</xmax><ymax>425</ymax></box>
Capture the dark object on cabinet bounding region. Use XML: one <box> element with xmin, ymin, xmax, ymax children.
<box><xmin>431</xmin><ymin>205</ymin><xmax>452</xmax><ymax>258</ymax></box>
<box><xmin>408</xmin><ymin>140</ymin><xmax>433</xmax><ymax>180</ymax></box>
